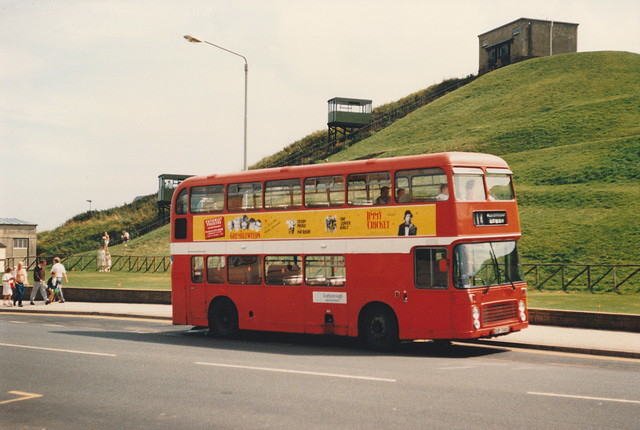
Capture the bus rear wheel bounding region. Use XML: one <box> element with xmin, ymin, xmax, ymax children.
<box><xmin>360</xmin><ymin>306</ymin><xmax>399</xmax><ymax>351</ymax></box>
<box><xmin>209</xmin><ymin>299</ymin><xmax>239</xmax><ymax>338</ymax></box>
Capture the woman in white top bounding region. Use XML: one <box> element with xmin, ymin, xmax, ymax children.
<box><xmin>2</xmin><ymin>267</ymin><xmax>14</xmax><ymax>305</ymax></box>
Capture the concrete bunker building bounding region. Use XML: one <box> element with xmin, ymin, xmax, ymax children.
<box><xmin>478</xmin><ymin>18</ymin><xmax>578</xmax><ymax>74</ymax></box>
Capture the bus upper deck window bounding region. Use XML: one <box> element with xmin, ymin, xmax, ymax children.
<box><xmin>227</xmin><ymin>182</ymin><xmax>262</xmax><ymax>212</ymax></box>
<box><xmin>265</xmin><ymin>179</ymin><xmax>302</xmax><ymax>210</ymax></box>
<box><xmin>191</xmin><ymin>185</ymin><xmax>225</xmax><ymax>213</ymax></box>
<box><xmin>485</xmin><ymin>168</ymin><xmax>515</xmax><ymax>200</ymax></box>
<box><xmin>175</xmin><ymin>188</ymin><xmax>189</xmax><ymax>215</ymax></box>
<box><xmin>304</xmin><ymin>176</ymin><xmax>345</xmax><ymax>207</ymax></box>
<box><xmin>452</xmin><ymin>167</ymin><xmax>486</xmax><ymax>201</ymax></box>
<box><xmin>395</xmin><ymin>168</ymin><xmax>448</xmax><ymax>202</ymax></box>
<box><xmin>347</xmin><ymin>172</ymin><xmax>391</xmax><ymax>206</ymax></box>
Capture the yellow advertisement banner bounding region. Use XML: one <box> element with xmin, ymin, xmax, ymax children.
<box><xmin>193</xmin><ymin>205</ymin><xmax>436</xmax><ymax>241</ymax></box>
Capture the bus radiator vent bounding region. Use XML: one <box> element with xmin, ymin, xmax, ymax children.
<box><xmin>482</xmin><ymin>302</ymin><xmax>517</xmax><ymax>325</ymax></box>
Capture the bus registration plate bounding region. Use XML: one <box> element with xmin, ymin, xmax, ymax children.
<box><xmin>493</xmin><ymin>326</ymin><xmax>510</xmax><ymax>335</ymax></box>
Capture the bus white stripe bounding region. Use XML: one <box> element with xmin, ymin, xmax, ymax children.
<box><xmin>171</xmin><ymin>234</ymin><xmax>518</xmax><ymax>255</ymax></box>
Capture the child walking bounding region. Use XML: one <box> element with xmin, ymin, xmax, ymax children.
<box><xmin>3</xmin><ymin>267</ymin><xmax>14</xmax><ymax>305</ymax></box>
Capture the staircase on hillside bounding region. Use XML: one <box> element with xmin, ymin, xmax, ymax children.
<box><xmin>269</xmin><ymin>75</ymin><xmax>476</xmax><ymax>167</ymax></box>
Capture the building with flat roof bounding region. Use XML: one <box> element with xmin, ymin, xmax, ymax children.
<box><xmin>478</xmin><ymin>18</ymin><xmax>578</xmax><ymax>74</ymax></box>
<box><xmin>0</xmin><ymin>218</ymin><xmax>37</xmax><ymax>268</ymax></box>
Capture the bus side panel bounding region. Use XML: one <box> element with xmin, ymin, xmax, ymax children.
<box><xmin>347</xmin><ymin>253</ymin><xmax>412</xmax><ymax>339</ymax></box>
<box><xmin>304</xmin><ymin>287</ymin><xmax>349</xmax><ymax>336</ymax></box>
<box><xmin>188</xmin><ymin>282</ymin><xmax>208</xmax><ymax>326</ymax></box>
<box><xmin>171</xmin><ymin>255</ymin><xmax>188</xmax><ymax>325</ymax></box>
<box><xmin>264</xmin><ymin>284</ymin><xmax>305</xmax><ymax>333</ymax></box>
<box><xmin>232</xmin><ymin>285</ymin><xmax>265</xmax><ymax>331</ymax></box>
<box><xmin>407</xmin><ymin>288</ymin><xmax>453</xmax><ymax>339</ymax></box>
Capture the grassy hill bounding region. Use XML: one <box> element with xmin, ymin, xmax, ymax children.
<box><xmin>37</xmin><ymin>195</ymin><xmax>160</xmax><ymax>255</ymax></box>
<box><xmin>84</xmin><ymin>223</ymin><xmax>171</xmax><ymax>257</ymax></box>
<box><xmin>328</xmin><ymin>51</ymin><xmax>640</xmax><ymax>264</ymax></box>
<box><xmin>42</xmin><ymin>51</ymin><xmax>639</xmax><ymax>267</ymax></box>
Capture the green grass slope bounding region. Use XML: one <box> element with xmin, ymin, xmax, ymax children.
<box><xmin>93</xmin><ymin>223</ymin><xmax>171</xmax><ymax>257</ymax></box>
<box><xmin>37</xmin><ymin>195</ymin><xmax>159</xmax><ymax>256</ymax></box>
<box><xmin>329</xmin><ymin>51</ymin><xmax>640</xmax><ymax>264</ymax></box>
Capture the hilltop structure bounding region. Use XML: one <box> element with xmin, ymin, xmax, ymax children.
<box><xmin>158</xmin><ymin>174</ymin><xmax>193</xmax><ymax>222</ymax></box>
<box><xmin>478</xmin><ymin>18</ymin><xmax>578</xmax><ymax>74</ymax></box>
<box><xmin>327</xmin><ymin>97</ymin><xmax>372</xmax><ymax>143</ymax></box>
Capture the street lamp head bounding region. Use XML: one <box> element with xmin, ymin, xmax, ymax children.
<box><xmin>184</xmin><ymin>35</ymin><xmax>202</xmax><ymax>43</ymax></box>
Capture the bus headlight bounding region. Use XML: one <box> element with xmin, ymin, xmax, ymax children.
<box><xmin>472</xmin><ymin>306</ymin><xmax>481</xmax><ymax>329</ymax></box>
<box><xmin>519</xmin><ymin>300</ymin><xmax>526</xmax><ymax>322</ymax></box>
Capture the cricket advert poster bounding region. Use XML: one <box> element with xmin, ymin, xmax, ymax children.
<box><xmin>193</xmin><ymin>205</ymin><xmax>436</xmax><ymax>241</ymax></box>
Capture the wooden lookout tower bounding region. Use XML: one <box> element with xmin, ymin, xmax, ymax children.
<box><xmin>158</xmin><ymin>174</ymin><xmax>193</xmax><ymax>222</ymax></box>
<box><xmin>327</xmin><ymin>97</ymin><xmax>372</xmax><ymax>143</ymax></box>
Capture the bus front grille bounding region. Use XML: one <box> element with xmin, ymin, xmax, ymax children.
<box><xmin>482</xmin><ymin>301</ymin><xmax>517</xmax><ymax>325</ymax></box>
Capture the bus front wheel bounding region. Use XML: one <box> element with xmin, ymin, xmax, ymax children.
<box><xmin>209</xmin><ymin>298</ymin><xmax>239</xmax><ymax>338</ymax></box>
<box><xmin>360</xmin><ymin>305</ymin><xmax>399</xmax><ymax>351</ymax></box>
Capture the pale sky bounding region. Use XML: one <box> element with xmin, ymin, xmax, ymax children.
<box><xmin>2</xmin><ymin>0</ymin><xmax>639</xmax><ymax>231</ymax></box>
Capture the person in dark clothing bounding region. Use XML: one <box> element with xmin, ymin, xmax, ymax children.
<box><xmin>30</xmin><ymin>260</ymin><xmax>50</xmax><ymax>305</ymax></box>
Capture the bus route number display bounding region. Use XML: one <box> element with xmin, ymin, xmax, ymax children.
<box><xmin>473</xmin><ymin>211</ymin><xmax>507</xmax><ymax>226</ymax></box>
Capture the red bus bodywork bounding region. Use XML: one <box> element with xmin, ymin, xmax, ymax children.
<box><xmin>170</xmin><ymin>152</ymin><xmax>528</xmax><ymax>349</ymax></box>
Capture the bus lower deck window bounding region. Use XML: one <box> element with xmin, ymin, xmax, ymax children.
<box><xmin>228</xmin><ymin>255</ymin><xmax>263</xmax><ymax>285</ymax></box>
<box><xmin>305</xmin><ymin>255</ymin><xmax>346</xmax><ymax>286</ymax></box>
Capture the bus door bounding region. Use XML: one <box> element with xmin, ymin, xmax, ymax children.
<box><xmin>188</xmin><ymin>256</ymin><xmax>208</xmax><ymax>324</ymax></box>
<box><xmin>303</xmin><ymin>256</ymin><xmax>348</xmax><ymax>336</ymax></box>
<box><xmin>263</xmin><ymin>256</ymin><xmax>304</xmax><ymax>331</ymax></box>
<box><xmin>411</xmin><ymin>248</ymin><xmax>452</xmax><ymax>338</ymax></box>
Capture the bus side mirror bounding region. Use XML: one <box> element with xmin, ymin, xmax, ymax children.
<box><xmin>439</xmin><ymin>259</ymin><xmax>448</xmax><ymax>272</ymax></box>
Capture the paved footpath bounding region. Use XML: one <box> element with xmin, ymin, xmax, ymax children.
<box><xmin>2</xmin><ymin>301</ymin><xmax>639</xmax><ymax>359</ymax></box>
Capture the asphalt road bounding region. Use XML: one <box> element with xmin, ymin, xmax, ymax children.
<box><xmin>2</xmin><ymin>314</ymin><xmax>639</xmax><ymax>429</ymax></box>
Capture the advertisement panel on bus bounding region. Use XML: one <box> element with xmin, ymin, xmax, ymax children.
<box><xmin>192</xmin><ymin>205</ymin><xmax>436</xmax><ymax>241</ymax></box>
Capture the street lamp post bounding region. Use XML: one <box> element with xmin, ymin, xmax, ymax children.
<box><xmin>184</xmin><ymin>35</ymin><xmax>248</xmax><ymax>171</ymax></box>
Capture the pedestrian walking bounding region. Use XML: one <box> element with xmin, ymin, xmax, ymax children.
<box><xmin>2</xmin><ymin>267</ymin><xmax>13</xmax><ymax>305</ymax></box>
<box><xmin>13</xmin><ymin>261</ymin><xmax>29</xmax><ymax>307</ymax></box>
<box><xmin>46</xmin><ymin>276</ymin><xmax>56</xmax><ymax>302</ymax></box>
<box><xmin>50</xmin><ymin>257</ymin><xmax>68</xmax><ymax>303</ymax></box>
<box><xmin>121</xmin><ymin>230</ymin><xmax>130</xmax><ymax>247</ymax></box>
<box><xmin>30</xmin><ymin>260</ymin><xmax>50</xmax><ymax>305</ymax></box>
<box><xmin>97</xmin><ymin>247</ymin><xmax>106</xmax><ymax>272</ymax></box>
<box><xmin>103</xmin><ymin>231</ymin><xmax>110</xmax><ymax>250</ymax></box>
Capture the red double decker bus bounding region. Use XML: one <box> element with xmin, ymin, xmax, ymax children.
<box><xmin>170</xmin><ymin>152</ymin><xmax>528</xmax><ymax>350</ymax></box>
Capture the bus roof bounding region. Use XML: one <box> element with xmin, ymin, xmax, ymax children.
<box><xmin>182</xmin><ymin>152</ymin><xmax>510</xmax><ymax>186</ymax></box>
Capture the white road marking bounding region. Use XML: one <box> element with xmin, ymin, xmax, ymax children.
<box><xmin>0</xmin><ymin>391</ymin><xmax>43</xmax><ymax>405</ymax></box>
<box><xmin>438</xmin><ymin>366</ymin><xmax>476</xmax><ymax>370</ymax></box>
<box><xmin>0</xmin><ymin>342</ymin><xmax>116</xmax><ymax>357</ymax></box>
<box><xmin>528</xmin><ymin>391</ymin><xmax>640</xmax><ymax>404</ymax></box>
<box><xmin>196</xmin><ymin>362</ymin><xmax>396</xmax><ymax>382</ymax></box>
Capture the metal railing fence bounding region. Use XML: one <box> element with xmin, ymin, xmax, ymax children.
<box><xmin>5</xmin><ymin>255</ymin><xmax>171</xmax><ymax>273</ymax></box>
<box><xmin>522</xmin><ymin>263</ymin><xmax>640</xmax><ymax>294</ymax></box>
<box><xmin>6</xmin><ymin>258</ymin><xmax>639</xmax><ymax>293</ymax></box>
